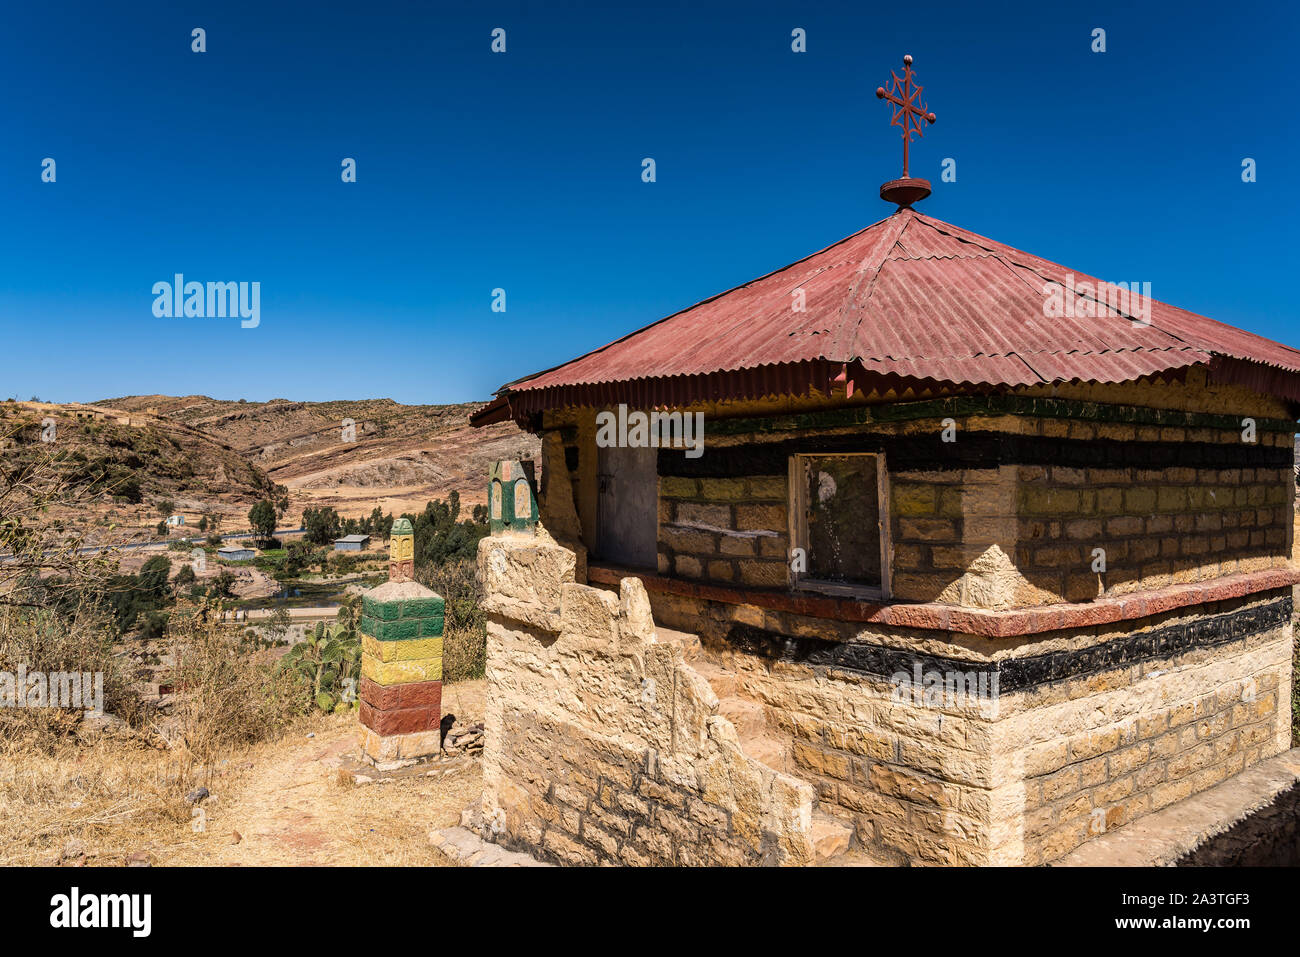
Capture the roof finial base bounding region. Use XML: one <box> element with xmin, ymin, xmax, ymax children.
<box><xmin>880</xmin><ymin>177</ymin><xmax>931</xmax><ymax>208</ymax></box>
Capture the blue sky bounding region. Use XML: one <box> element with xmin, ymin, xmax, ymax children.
<box><xmin>1</xmin><ymin>0</ymin><xmax>1295</xmax><ymax>405</ymax></box>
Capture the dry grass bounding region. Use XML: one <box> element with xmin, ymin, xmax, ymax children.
<box><xmin>0</xmin><ymin>732</ymin><xmax>200</xmax><ymax>866</ymax></box>
<box><xmin>0</xmin><ymin>603</ymin><xmax>142</xmax><ymax>745</ymax></box>
<box><xmin>0</xmin><ymin>680</ymin><xmax>486</xmax><ymax>866</ymax></box>
<box><xmin>165</xmin><ymin>604</ymin><xmax>305</xmax><ymax>764</ymax></box>
<box><xmin>442</xmin><ymin>622</ymin><xmax>486</xmax><ymax>685</ymax></box>
<box><xmin>418</xmin><ymin>559</ymin><xmax>486</xmax><ymax>682</ymax></box>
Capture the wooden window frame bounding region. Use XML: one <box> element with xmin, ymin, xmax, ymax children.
<box><xmin>787</xmin><ymin>452</ymin><xmax>892</xmax><ymax>601</ymax></box>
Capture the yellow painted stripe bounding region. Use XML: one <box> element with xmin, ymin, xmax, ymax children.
<box><xmin>361</xmin><ymin>654</ymin><xmax>442</xmax><ymax>685</ymax></box>
<box><xmin>361</xmin><ymin>633</ymin><xmax>443</xmax><ymax>663</ymax></box>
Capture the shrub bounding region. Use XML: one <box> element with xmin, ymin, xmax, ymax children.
<box><xmin>0</xmin><ymin>602</ymin><xmax>142</xmax><ymax>746</ymax></box>
<box><xmin>417</xmin><ymin>558</ymin><xmax>485</xmax><ymax>682</ymax></box>
<box><xmin>167</xmin><ymin>603</ymin><xmax>304</xmax><ymax>760</ymax></box>
<box><xmin>279</xmin><ymin>620</ymin><xmax>361</xmax><ymax>713</ymax></box>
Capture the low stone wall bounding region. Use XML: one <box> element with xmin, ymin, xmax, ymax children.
<box><xmin>472</xmin><ymin>533</ymin><xmax>817</xmax><ymax>866</ymax></box>
<box><xmin>1057</xmin><ymin>748</ymin><xmax>1300</xmax><ymax>866</ymax></box>
<box><xmin>1008</xmin><ymin>598</ymin><xmax>1291</xmax><ymax>864</ymax></box>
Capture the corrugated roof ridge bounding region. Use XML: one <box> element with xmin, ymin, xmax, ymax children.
<box><xmin>832</xmin><ymin>214</ymin><xmax>1013</xmax><ymax>365</ymax></box>
<box><xmin>494</xmin><ymin>211</ymin><xmax>906</xmax><ymax>396</ymax></box>
<box><xmin>889</xmin><ymin>252</ymin><xmax>996</xmax><ymax>261</ymax></box>
<box><xmin>824</xmin><ymin>211</ymin><xmax>916</xmax><ymax>360</ymax></box>
<box><xmin>909</xmin><ymin>212</ymin><xmax>1065</xmax><ymax>274</ymax></box>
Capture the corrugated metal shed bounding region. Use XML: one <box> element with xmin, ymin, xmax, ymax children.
<box><xmin>473</xmin><ymin>209</ymin><xmax>1300</xmax><ymax>425</ymax></box>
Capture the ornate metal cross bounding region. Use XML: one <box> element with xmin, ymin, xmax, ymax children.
<box><xmin>876</xmin><ymin>54</ymin><xmax>936</xmax><ymax>180</ymax></box>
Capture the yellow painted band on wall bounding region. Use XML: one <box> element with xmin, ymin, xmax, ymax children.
<box><xmin>361</xmin><ymin>654</ymin><xmax>442</xmax><ymax>685</ymax></box>
<box><xmin>361</xmin><ymin>633</ymin><xmax>443</xmax><ymax>663</ymax></box>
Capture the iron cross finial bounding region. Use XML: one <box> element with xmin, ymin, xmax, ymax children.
<box><xmin>875</xmin><ymin>54</ymin><xmax>938</xmax><ymax>207</ymax></box>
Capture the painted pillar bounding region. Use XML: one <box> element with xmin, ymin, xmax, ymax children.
<box><xmin>388</xmin><ymin>516</ymin><xmax>415</xmax><ymax>581</ymax></box>
<box><xmin>358</xmin><ymin>517</ymin><xmax>445</xmax><ymax>769</ymax></box>
<box><xmin>488</xmin><ymin>460</ymin><xmax>539</xmax><ymax>535</ymax></box>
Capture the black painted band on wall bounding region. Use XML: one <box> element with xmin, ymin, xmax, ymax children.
<box><xmin>660</xmin><ymin>431</ymin><xmax>1292</xmax><ymax>478</ymax></box>
<box><xmin>723</xmin><ymin>596</ymin><xmax>1292</xmax><ymax>694</ymax></box>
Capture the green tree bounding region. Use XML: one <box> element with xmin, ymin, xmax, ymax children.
<box><xmin>302</xmin><ymin>506</ymin><xmax>341</xmax><ymax>546</ymax></box>
<box><xmin>138</xmin><ymin>555</ymin><xmax>173</xmax><ymax>598</ymax></box>
<box><xmin>104</xmin><ymin>554</ymin><xmax>174</xmax><ymax>632</ymax></box>
<box><xmin>248</xmin><ymin>499</ymin><xmax>277</xmax><ymax>544</ymax></box>
<box><xmin>283</xmin><ymin>540</ymin><xmax>318</xmax><ymax>577</ymax></box>
<box><xmin>405</xmin><ymin>492</ymin><xmax>489</xmax><ymax>568</ymax></box>
<box><xmin>266</xmin><ymin>605</ymin><xmax>293</xmax><ymax>644</ymax></box>
<box><xmin>210</xmin><ymin>570</ymin><xmax>236</xmax><ymax>599</ymax></box>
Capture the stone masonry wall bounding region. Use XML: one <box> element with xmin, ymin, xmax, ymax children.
<box><xmin>473</xmin><ymin>532</ymin><xmax>818</xmax><ymax>866</ymax></box>
<box><xmin>652</xmin><ymin>397</ymin><xmax>1295</xmax><ymax>609</ymax></box>
<box><xmin>645</xmin><ymin>585</ymin><xmax>1293</xmax><ymax>865</ymax></box>
<box><xmin>1012</xmin><ymin>612</ymin><xmax>1291</xmax><ymax>865</ymax></box>
<box><xmin>657</xmin><ymin>475</ymin><xmax>792</xmax><ymax>588</ymax></box>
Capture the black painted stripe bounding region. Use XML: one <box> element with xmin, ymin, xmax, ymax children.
<box><xmin>722</xmin><ymin>596</ymin><xmax>1291</xmax><ymax>694</ymax></box>
<box><xmin>660</xmin><ymin>432</ymin><xmax>1291</xmax><ymax>478</ymax></box>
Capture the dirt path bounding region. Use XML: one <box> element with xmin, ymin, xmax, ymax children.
<box><xmin>163</xmin><ymin>680</ymin><xmax>486</xmax><ymax>866</ymax></box>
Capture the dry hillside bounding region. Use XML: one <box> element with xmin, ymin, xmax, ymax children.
<box><xmin>96</xmin><ymin>395</ymin><xmax>536</xmax><ymax>518</ymax></box>
<box><xmin>0</xmin><ymin>400</ymin><xmax>278</xmax><ymax>538</ymax></box>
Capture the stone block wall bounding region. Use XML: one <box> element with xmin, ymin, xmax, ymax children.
<box><xmin>645</xmin><ymin>584</ymin><xmax>1293</xmax><ymax>865</ymax></box>
<box><xmin>657</xmin><ymin>476</ymin><xmax>791</xmax><ymax>587</ymax></box>
<box><xmin>474</xmin><ymin>533</ymin><xmax>817</xmax><ymax>866</ymax></box>
<box><xmin>1013</xmin><ymin>611</ymin><xmax>1290</xmax><ymax>864</ymax></box>
<box><xmin>1013</xmin><ymin>458</ymin><xmax>1292</xmax><ymax>603</ymax></box>
<box><xmin>650</xmin><ymin>395</ymin><xmax>1295</xmax><ymax>610</ymax></box>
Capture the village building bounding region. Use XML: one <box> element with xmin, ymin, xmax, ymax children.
<box><xmin>216</xmin><ymin>545</ymin><xmax>255</xmax><ymax>562</ymax></box>
<box><xmin>165</xmin><ymin>514</ymin><xmax>185</xmax><ymax>527</ymax></box>
<box><xmin>334</xmin><ymin>533</ymin><xmax>370</xmax><ymax>552</ymax></box>
<box><xmin>465</xmin><ymin>57</ymin><xmax>1299</xmax><ymax>866</ymax></box>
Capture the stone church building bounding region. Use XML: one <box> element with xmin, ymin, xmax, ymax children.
<box><xmin>467</xmin><ymin>202</ymin><xmax>1299</xmax><ymax>866</ymax></box>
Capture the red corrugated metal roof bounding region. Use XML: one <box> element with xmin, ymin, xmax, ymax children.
<box><xmin>474</xmin><ymin>209</ymin><xmax>1300</xmax><ymax>424</ymax></box>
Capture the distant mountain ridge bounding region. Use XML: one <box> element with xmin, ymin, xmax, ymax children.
<box><xmin>93</xmin><ymin>394</ymin><xmax>536</xmax><ymax>517</ymax></box>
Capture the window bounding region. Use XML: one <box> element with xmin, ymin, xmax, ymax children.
<box><xmin>788</xmin><ymin>453</ymin><xmax>890</xmax><ymax>598</ymax></box>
